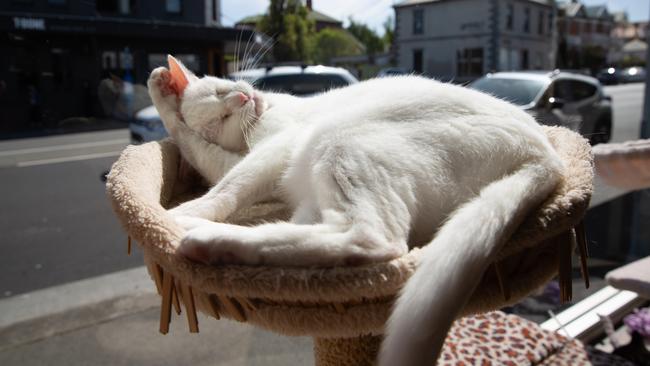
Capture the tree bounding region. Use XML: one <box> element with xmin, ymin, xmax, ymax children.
<box><xmin>346</xmin><ymin>18</ymin><xmax>385</xmax><ymax>55</ymax></box>
<box><xmin>258</xmin><ymin>0</ymin><xmax>315</xmax><ymax>63</ymax></box>
<box><xmin>382</xmin><ymin>16</ymin><xmax>394</xmax><ymax>50</ymax></box>
<box><xmin>312</xmin><ymin>28</ymin><xmax>365</xmax><ymax>64</ymax></box>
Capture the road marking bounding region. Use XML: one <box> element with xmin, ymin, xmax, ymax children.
<box><xmin>17</xmin><ymin>151</ymin><xmax>123</xmax><ymax>167</ymax></box>
<box><xmin>0</xmin><ymin>139</ymin><xmax>128</xmax><ymax>157</ymax></box>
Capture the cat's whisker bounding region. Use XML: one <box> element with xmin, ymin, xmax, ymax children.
<box><xmin>241</xmin><ymin>29</ymin><xmax>257</xmax><ymax>72</ymax></box>
<box><xmin>234</xmin><ymin>29</ymin><xmax>245</xmax><ymax>73</ymax></box>
<box><xmin>248</xmin><ymin>35</ymin><xmax>276</xmax><ymax>72</ymax></box>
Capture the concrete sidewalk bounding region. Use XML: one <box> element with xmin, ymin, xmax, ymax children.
<box><xmin>0</xmin><ymin>267</ymin><xmax>313</xmax><ymax>366</ymax></box>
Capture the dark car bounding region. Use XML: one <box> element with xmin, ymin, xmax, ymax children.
<box><xmin>469</xmin><ymin>71</ymin><xmax>613</xmax><ymax>145</ymax></box>
<box><xmin>596</xmin><ymin>67</ymin><xmax>622</xmax><ymax>85</ymax></box>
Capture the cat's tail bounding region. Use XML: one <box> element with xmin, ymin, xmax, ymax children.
<box><xmin>379</xmin><ymin>159</ymin><xmax>562</xmax><ymax>366</ymax></box>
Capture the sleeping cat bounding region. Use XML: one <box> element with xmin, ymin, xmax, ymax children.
<box><xmin>147</xmin><ymin>56</ymin><xmax>564</xmax><ymax>366</ymax></box>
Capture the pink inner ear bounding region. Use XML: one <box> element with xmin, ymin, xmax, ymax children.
<box><xmin>168</xmin><ymin>56</ymin><xmax>189</xmax><ymax>95</ymax></box>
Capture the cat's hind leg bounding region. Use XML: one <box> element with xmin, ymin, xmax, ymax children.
<box><xmin>179</xmin><ymin>217</ymin><xmax>406</xmax><ymax>267</ymax></box>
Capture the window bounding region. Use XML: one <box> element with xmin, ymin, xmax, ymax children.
<box><xmin>166</xmin><ymin>0</ymin><xmax>182</xmax><ymax>14</ymax></box>
<box><xmin>413</xmin><ymin>49</ymin><xmax>423</xmax><ymax>73</ymax></box>
<box><xmin>212</xmin><ymin>0</ymin><xmax>219</xmax><ymax>22</ymax></box>
<box><xmin>584</xmin><ymin>22</ymin><xmax>592</xmax><ymax>34</ymax></box>
<box><xmin>469</xmin><ymin>77</ymin><xmax>545</xmax><ymax>106</ymax></box>
<box><xmin>538</xmin><ymin>11</ymin><xmax>545</xmax><ymax>35</ymax></box>
<box><xmin>521</xmin><ymin>49</ymin><xmax>529</xmax><ymax>69</ymax></box>
<box><xmin>523</xmin><ymin>7</ymin><xmax>530</xmax><ymax>33</ymax></box>
<box><xmin>506</xmin><ymin>4</ymin><xmax>514</xmax><ymax>30</ymax></box>
<box><xmin>571</xmin><ymin>81</ymin><xmax>597</xmax><ymax>101</ymax></box>
<box><xmin>552</xmin><ymin>80</ymin><xmax>596</xmax><ymax>102</ymax></box>
<box><xmin>96</xmin><ymin>0</ymin><xmax>134</xmax><ymax>14</ymax></box>
<box><xmin>254</xmin><ymin>74</ymin><xmax>350</xmax><ymax>96</ymax></box>
<box><xmin>457</xmin><ymin>48</ymin><xmax>483</xmax><ymax>77</ymax></box>
<box><xmin>413</xmin><ymin>9</ymin><xmax>424</xmax><ymax>35</ymax></box>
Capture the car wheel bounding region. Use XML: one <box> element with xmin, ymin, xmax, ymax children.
<box><xmin>589</xmin><ymin>120</ymin><xmax>611</xmax><ymax>145</ymax></box>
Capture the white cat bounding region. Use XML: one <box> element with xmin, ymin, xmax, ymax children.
<box><xmin>147</xmin><ymin>56</ymin><xmax>564</xmax><ymax>366</ymax></box>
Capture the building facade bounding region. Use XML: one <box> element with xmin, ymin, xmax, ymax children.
<box><xmin>556</xmin><ymin>1</ymin><xmax>615</xmax><ymax>72</ymax></box>
<box><xmin>393</xmin><ymin>0</ymin><xmax>556</xmax><ymax>82</ymax></box>
<box><xmin>0</xmin><ymin>0</ymin><xmax>250</xmax><ymax>135</ymax></box>
<box><xmin>610</xmin><ymin>15</ymin><xmax>648</xmax><ymax>66</ymax></box>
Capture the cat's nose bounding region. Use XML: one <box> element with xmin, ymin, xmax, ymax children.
<box><xmin>236</xmin><ymin>92</ymin><xmax>250</xmax><ymax>106</ymax></box>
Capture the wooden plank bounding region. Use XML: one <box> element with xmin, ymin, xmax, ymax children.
<box><xmin>171</xmin><ymin>280</ymin><xmax>182</xmax><ymax>315</ymax></box>
<box><xmin>159</xmin><ymin>271</ymin><xmax>173</xmax><ymax>334</ymax></box>
<box><xmin>558</xmin><ymin>231</ymin><xmax>573</xmax><ymax>303</ymax></box>
<box><xmin>217</xmin><ymin>295</ymin><xmax>247</xmax><ymax>322</ymax></box>
<box><xmin>127</xmin><ymin>236</ymin><xmax>132</xmax><ymax>255</ymax></box>
<box><xmin>150</xmin><ymin>263</ymin><xmax>163</xmax><ymax>295</ymax></box>
<box><xmin>180</xmin><ymin>284</ymin><xmax>199</xmax><ymax>333</ymax></box>
<box><xmin>575</xmin><ymin>221</ymin><xmax>590</xmax><ymax>289</ymax></box>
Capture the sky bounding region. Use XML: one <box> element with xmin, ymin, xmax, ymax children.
<box><xmin>221</xmin><ymin>1</ymin><xmax>650</xmax><ymax>35</ymax></box>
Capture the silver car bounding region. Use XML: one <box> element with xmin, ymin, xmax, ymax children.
<box><xmin>469</xmin><ymin>71</ymin><xmax>613</xmax><ymax>145</ymax></box>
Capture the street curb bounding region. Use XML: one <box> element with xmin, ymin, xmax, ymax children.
<box><xmin>0</xmin><ymin>266</ymin><xmax>157</xmax><ymax>350</ymax></box>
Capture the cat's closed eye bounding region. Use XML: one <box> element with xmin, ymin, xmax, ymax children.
<box><xmin>216</xmin><ymin>90</ymin><xmax>229</xmax><ymax>98</ymax></box>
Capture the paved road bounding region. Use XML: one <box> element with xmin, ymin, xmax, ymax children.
<box><xmin>0</xmin><ymin>130</ymin><xmax>142</xmax><ymax>298</ymax></box>
<box><xmin>590</xmin><ymin>83</ymin><xmax>645</xmax><ymax>207</ymax></box>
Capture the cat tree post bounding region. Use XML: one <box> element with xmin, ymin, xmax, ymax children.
<box><xmin>106</xmin><ymin>126</ymin><xmax>593</xmax><ymax>366</ymax></box>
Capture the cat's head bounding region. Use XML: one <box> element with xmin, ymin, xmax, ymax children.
<box><xmin>166</xmin><ymin>55</ymin><xmax>266</xmax><ymax>152</ymax></box>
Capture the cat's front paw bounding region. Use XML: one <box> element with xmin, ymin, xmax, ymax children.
<box><xmin>148</xmin><ymin>67</ymin><xmax>176</xmax><ymax>98</ymax></box>
<box><xmin>178</xmin><ymin>224</ymin><xmax>261</xmax><ymax>265</ymax></box>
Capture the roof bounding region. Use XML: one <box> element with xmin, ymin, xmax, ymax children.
<box><xmin>559</xmin><ymin>2</ymin><xmax>612</xmax><ymax>20</ymax></box>
<box><xmin>622</xmin><ymin>39</ymin><xmax>647</xmax><ymax>52</ymax></box>
<box><xmin>585</xmin><ymin>5</ymin><xmax>608</xmax><ymax>19</ymax></box>
<box><xmin>237</xmin><ymin>9</ymin><xmax>341</xmax><ymax>26</ymax></box>
<box><xmin>395</xmin><ymin>0</ymin><xmax>552</xmax><ymax>7</ymax></box>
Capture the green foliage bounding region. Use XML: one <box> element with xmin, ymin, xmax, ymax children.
<box><xmin>347</xmin><ymin>18</ymin><xmax>385</xmax><ymax>55</ymax></box>
<box><xmin>312</xmin><ymin>28</ymin><xmax>365</xmax><ymax>64</ymax></box>
<box><xmin>382</xmin><ymin>16</ymin><xmax>394</xmax><ymax>49</ymax></box>
<box><xmin>258</xmin><ymin>0</ymin><xmax>315</xmax><ymax>63</ymax></box>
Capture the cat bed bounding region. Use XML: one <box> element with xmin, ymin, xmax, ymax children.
<box><xmin>106</xmin><ymin>126</ymin><xmax>593</xmax><ymax>365</ymax></box>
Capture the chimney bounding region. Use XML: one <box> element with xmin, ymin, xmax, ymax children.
<box><xmin>306</xmin><ymin>0</ymin><xmax>312</xmax><ymax>11</ymax></box>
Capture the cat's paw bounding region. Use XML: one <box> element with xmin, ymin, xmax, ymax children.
<box><xmin>148</xmin><ymin>67</ymin><xmax>177</xmax><ymax>98</ymax></box>
<box><xmin>178</xmin><ymin>224</ymin><xmax>261</xmax><ymax>265</ymax></box>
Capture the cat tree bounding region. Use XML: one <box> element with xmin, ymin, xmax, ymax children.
<box><xmin>106</xmin><ymin>126</ymin><xmax>593</xmax><ymax>365</ymax></box>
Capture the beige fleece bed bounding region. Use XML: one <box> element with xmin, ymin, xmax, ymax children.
<box><xmin>106</xmin><ymin>126</ymin><xmax>593</xmax><ymax>365</ymax></box>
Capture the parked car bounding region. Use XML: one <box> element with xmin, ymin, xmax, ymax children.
<box><xmin>236</xmin><ymin>65</ymin><xmax>358</xmax><ymax>96</ymax></box>
<box><xmin>469</xmin><ymin>71</ymin><xmax>613</xmax><ymax>145</ymax></box>
<box><xmin>596</xmin><ymin>67</ymin><xmax>622</xmax><ymax>85</ymax></box>
<box><xmin>130</xmin><ymin>65</ymin><xmax>358</xmax><ymax>143</ymax></box>
<box><xmin>620</xmin><ymin>66</ymin><xmax>646</xmax><ymax>84</ymax></box>
<box><xmin>377</xmin><ymin>67</ymin><xmax>409</xmax><ymax>77</ymax></box>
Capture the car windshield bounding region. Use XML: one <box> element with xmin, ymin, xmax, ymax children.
<box><xmin>254</xmin><ymin>74</ymin><xmax>350</xmax><ymax>96</ymax></box>
<box><xmin>469</xmin><ymin>77</ymin><xmax>546</xmax><ymax>106</ymax></box>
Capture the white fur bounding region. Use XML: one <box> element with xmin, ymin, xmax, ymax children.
<box><xmin>148</xmin><ymin>64</ymin><xmax>563</xmax><ymax>365</ymax></box>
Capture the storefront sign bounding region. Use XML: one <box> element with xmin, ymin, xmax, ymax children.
<box><xmin>13</xmin><ymin>17</ymin><xmax>46</xmax><ymax>31</ymax></box>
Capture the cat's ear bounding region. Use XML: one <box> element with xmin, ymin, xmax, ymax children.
<box><xmin>167</xmin><ymin>55</ymin><xmax>198</xmax><ymax>95</ymax></box>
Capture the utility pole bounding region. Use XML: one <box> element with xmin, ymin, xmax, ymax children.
<box><xmin>629</xmin><ymin>5</ymin><xmax>650</xmax><ymax>260</ymax></box>
<box><xmin>642</xmin><ymin>4</ymin><xmax>650</xmax><ymax>138</ymax></box>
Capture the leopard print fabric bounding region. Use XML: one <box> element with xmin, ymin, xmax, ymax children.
<box><xmin>438</xmin><ymin>311</ymin><xmax>633</xmax><ymax>366</ymax></box>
